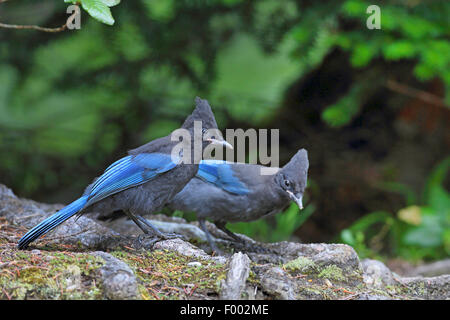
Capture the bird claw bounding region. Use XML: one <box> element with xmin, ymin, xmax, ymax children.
<box><xmin>230</xmin><ymin>239</ymin><xmax>275</xmax><ymax>254</ymax></box>
<box><xmin>207</xmin><ymin>237</ymin><xmax>274</xmax><ymax>255</ymax></box>
<box><xmin>134</xmin><ymin>215</ymin><xmax>186</xmax><ymax>241</ymax></box>
<box><xmin>158</xmin><ymin>231</ymin><xmax>185</xmax><ymax>241</ymax></box>
<box><xmin>133</xmin><ymin>234</ymin><xmax>159</xmax><ymax>249</ymax></box>
<box><xmin>133</xmin><ymin>231</ymin><xmax>186</xmax><ymax>250</ymax></box>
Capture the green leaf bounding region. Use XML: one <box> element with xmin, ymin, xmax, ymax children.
<box><xmin>423</xmin><ymin>157</ymin><xmax>450</xmax><ymax>212</ymax></box>
<box><xmin>375</xmin><ymin>181</ymin><xmax>417</xmax><ymax>205</ymax></box>
<box><xmin>101</xmin><ymin>0</ymin><xmax>121</xmax><ymax>6</ymax></box>
<box><xmin>414</xmin><ymin>63</ymin><xmax>435</xmax><ymax>81</ymax></box>
<box><xmin>444</xmin><ymin>229</ymin><xmax>450</xmax><ymax>255</ymax></box>
<box><xmin>142</xmin><ymin>0</ymin><xmax>175</xmax><ymax>22</ymax></box>
<box><xmin>80</xmin><ymin>0</ymin><xmax>120</xmax><ymax>26</ymax></box>
<box><xmin>321</xmin><ymin>83</ymin><xmax>364</xmax><ymax>127</ymax></box>
<box><xmin>403</xmin><ymin>214</ymin><xmax>443</xmax><ymax>247</ymax></box>
<box><xmin>275</xmin><ymin>203</ymin><xmax>315</xmax><ymax>239</ymax></box>
<box><xmin>351</xmin><ymin>43</ymin><xmax>376</xmax><ymax>67</ymax></box>
<box><xmin>65</xmin><ymin>0</ymin><xmax>121</xmax><ymax>5</ymax></box>
<box><xmin>340</xmin><ymin>229</ymin><xmax>355</xmax><ymax>246</ymax></box>
<box><xmin>345</xmin><ymin>211</ymin><xmax>393</xmax><ymax>233</ymax></box>
<box><xmin>341</xmin><ymin>0</ymin><xmax>366</xmax><ymax>16</ymax></box>
<box><xmin>382</xmin><ymin>41</ymin><xmax>416</xmax><ymax>60</ymax></box>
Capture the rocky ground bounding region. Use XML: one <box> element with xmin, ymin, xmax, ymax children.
<box><xmin>0</xmin><ymin>184</ymin><xmax>448</xmax><ymax>300</ymax></box>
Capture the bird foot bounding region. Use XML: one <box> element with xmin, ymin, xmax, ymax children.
<box><xmin>206</xmin><ymin>238</ymin><xmax>275</xmax><ymax>255</ymax></box>
<box><xmin>230</xmin><ymin>239</ymin><xmax>275</xmax><ymax>254</ymax></box>
<box><xmin>132</xmin><ymin>232</ymin><xmax>185</xmax><ymax>250</ymax></box>
<box><xmin>133</xmin><ymin>234</ymin><xmax>160</xmax><ymax>249</ymax></box>
<box><xmin>212</xmin><ymin>222</ymin><xmax>273</xmax><ymax>254</ymax></box>
<box><xmin>135</xmin><ymin>216</ymin><xmax>186</xmax><ymax>240</ymax></box>
<box><xmin>157</xmin><ymin>231</ymin><xmax>185</xmax><ymax>241</ymax></box>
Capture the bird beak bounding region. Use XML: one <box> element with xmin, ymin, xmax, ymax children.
<box><xmin>206</xmin><ymin>138</ymin><xmax>234</xmax><ymax>150</ymax></box>
<box><xmin>286</xmin><ymin>190</ymin><xmax>303</xmax><ymax>210</ymax></box>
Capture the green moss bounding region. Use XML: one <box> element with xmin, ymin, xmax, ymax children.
<box><xmin>19</xmin><ymin>268</ymin><xmax>47</xmax><ymax>285</ymax></box>
<box><xmin>15</xmin><ymin>251</ymin><xmax>30</xmax><ymax>260</ymax></box>
<box><xmin>318</xmin><ymin>265</ymin><xmax>346</xmax><ymax>282</ymax></box>
<box><xmin>247</xmin><ymin>268</ymin><xmax>261</xmax><ymax>287</ymax></box>
<box><xmin>283</xmin><ymin>256</ymin><xmax>317</xmax><ymax>273</ymax></box>
<box><xmin>0</xmin><ymin>249</ymin><xmax>105</xmax><ymax>300</ymax></box>
<box><xmin>110</xmin><ymin>248</ymin><xmax>228</xmax><ymax>300</ymax></box>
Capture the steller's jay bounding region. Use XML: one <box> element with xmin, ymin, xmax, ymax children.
<box><xmin>167</xmin><ymin>149</ymin><xmax>309</xmax><ymax>252</ymax></box>
<box><xmin>18</xmin><ymin>97</ymin><xmax>232</xmax><ymax>249</ymax></box>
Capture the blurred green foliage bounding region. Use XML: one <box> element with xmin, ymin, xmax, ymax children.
<box><xmin>340</xmin><ymin>157</ymin><xmax>450</xmax><ymax>261</ymax></box>
<box><xmin>0</xmin><ymin>0</ymin><xmax>448</xmax><ymax>260</ymax></box>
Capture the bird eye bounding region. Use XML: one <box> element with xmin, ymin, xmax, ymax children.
<box><xmin>284</xmin><ymin>179</ymin><xmax>290</xmax><ymax>187</ymax></box>
<box><xmin>202</xmin><ymin>128</ymin><xmax>207</xmax><ymax>134</ymax></box>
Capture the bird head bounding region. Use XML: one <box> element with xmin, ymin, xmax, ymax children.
<box><xmin>275</xmin><ymin>149</ymin><xmax>309</xmax><ymax>209</ymax></box>
<box><xmin>181</xmin><ymin>97</ymin><xmax>233</xmax><ymax>150</ymax></box>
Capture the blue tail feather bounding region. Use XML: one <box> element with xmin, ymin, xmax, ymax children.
<box><xmin>17</xmin><ymin>196</ymin><xmax>88</xmax><ymax>249</ymax></box>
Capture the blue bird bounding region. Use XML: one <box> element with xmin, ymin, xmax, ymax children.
<box><xmin>167</xmin><ymin>149</ymin><xmax>309</xmax><ymax>252</ymax></box>
<box><xmin>18</xmin><ymin>97</ymin><xmax>232</xmax><ymax>249</ymax></box>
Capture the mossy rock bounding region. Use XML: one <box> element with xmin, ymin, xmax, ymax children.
<box><xmin>318</xmin><ymin>265</ymin><xmax>346</xmax><ymax>282</ymax></box>
<box><xmin>283</xmin><ymin>256</ymin><xmax>317</xmax><ymax>274</ymax></box>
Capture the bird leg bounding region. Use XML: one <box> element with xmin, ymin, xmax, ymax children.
<box><xmin>136</xmin><ymin>215</ymin><xmax>182</xmax><ymax>240</ymax></box>
<box><xmin>123</xmin><ymin>211</ymin><xmax>183</xmax><ymax>246</ymax></box>
<box><xmin>123</xmin><ymin>211</ymin><xmax>150</xmax><ymax>234</ymax></box>
<box><xmin>213</xmin><ymin>221</ymin><xmax>273</xmax><ymax>254</ymax></box>
<box><xmin>214</xmin><ymin>221</ymin><xmax>246</xmax><ymax>242</ymax></box>
<box><xmin>198</xmin><ymin>218</ymin><xmax>221</xmax><ymax>254</ymax></box>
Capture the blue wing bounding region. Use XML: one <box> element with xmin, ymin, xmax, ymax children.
<box><xmin>197</xmin><ymin>160</ymin><xmax>249</xmax><ymax>195</ymax></box>
<box><xmin>17</xmin><ymin>152</ymin><xmax>179</xmax><ymax>249</ymax></box>
<box><xmin>84</xmin><ymin>153</ymin><xmax>179</xmax><ymax>207</ymax></box>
